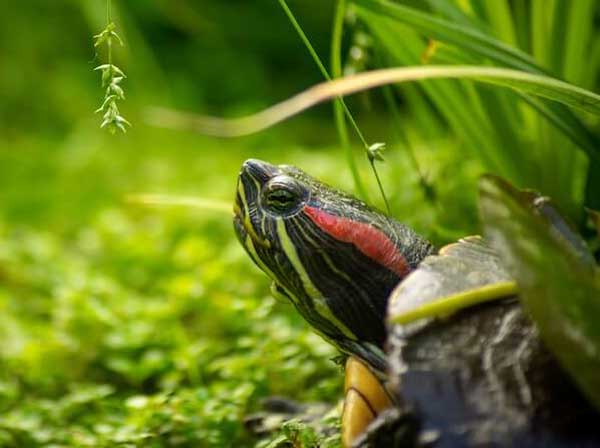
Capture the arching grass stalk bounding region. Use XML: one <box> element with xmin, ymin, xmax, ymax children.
<box><xmin>94</xmin><ymin>0</ymin><xmax>130</xmax><ymax>134</ymax></box>
<box><xmin>277</xmin><ymin>0</ymin><xmax>390</xmax><ymax>214</ymax></box>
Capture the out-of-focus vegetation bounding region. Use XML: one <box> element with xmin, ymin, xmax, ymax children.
<box><xmin>1</xmin><ymin>0</ymin><xmax>599</xmax><ymax>446</ymax></box>
<box><xmin>356</xmin><ymin>0</ymin><xmax>600</xmax><ymax>220</ymax></box>
<box><xmin>0</xmin><ymin>1</ymin><xmax>451</xmax><ymax>446</ymax></box>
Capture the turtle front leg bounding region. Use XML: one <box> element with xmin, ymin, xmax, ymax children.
<box><xmin>342</xmin><ymin>357</ymin><xmax>393</xmax><ymax>447</ymax></box>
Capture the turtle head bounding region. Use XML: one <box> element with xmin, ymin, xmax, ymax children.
<box><xmin>233</xmin><ymin>159</ymin><xmax>434</xmax><ymax>369</ymax></box>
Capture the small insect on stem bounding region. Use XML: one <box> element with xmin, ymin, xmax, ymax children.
<box><xmin>93</xmin><ymin>0</ymin><xmax>130</xmax><ymax>134</ymax></box>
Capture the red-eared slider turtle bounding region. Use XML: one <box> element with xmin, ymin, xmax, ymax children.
<box><xmin>233</xmin><ymin>159</ymin><xmax>600</xmax><ymax>447</ymax></box>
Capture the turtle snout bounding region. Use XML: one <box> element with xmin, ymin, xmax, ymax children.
<box><xmin>241</xmin><ymin>159</ymin><xmax>278</xmax><ymax>184</ymax></box>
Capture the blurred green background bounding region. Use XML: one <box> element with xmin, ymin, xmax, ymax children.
<box><xmin>1</xmin><ymin>0</ymin><xmax>598</xmax><ymax>446</ymax></box>
<box><xmin>0</xmin><ymin>1</ymin><xmax>402</xmax><ymax>446</ymax></box>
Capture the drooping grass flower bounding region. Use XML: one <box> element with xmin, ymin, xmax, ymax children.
<box><xmin>93</xmin><ymin>1</ymin><xmax>130</xmax><ymax>134</ymax></box>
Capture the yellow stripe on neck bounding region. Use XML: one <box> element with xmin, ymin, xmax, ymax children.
<box><xmin>275</xmin><ymin>219</ymin><xmax>357</xmax><ymax>341</ymax></box>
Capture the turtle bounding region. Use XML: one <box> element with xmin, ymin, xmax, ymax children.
<box><xmin>232</xmin><ymin>159</ymin><xmax>600</xmax><ymax>447</ymax></box>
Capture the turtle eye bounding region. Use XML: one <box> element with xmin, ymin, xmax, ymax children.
<box><xmin>267</xmin><ymin>189</ymin><xmax>296</xmax><ymax>210</ymax></box>
<box><xmin>262</xmin><ymin>176</ymin><xmax>306</xmax><ymax>215</ymax></box>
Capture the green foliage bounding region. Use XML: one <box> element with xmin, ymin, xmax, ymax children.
<box><xmin>352</xmin><ymin>0</ymin><xmax>600</xmax><ymax>221</ymax></box>
<box><xmin>4</xmin><ymin>1</ymin><xmax>600</xmax><ymax>446</ymax></box>
<box><xmin>0</xmin><ymin>133</ymin><xmax>353</xmax><ymax>447</ymax></box>
<box><xmin>479</xmin><ymin>176</ymin><xmax>600</xmax><ymax>411</ymax></box>
<box><xmin>0</xmin><ymin>121</ymin><xmax>482</xmax><ymax>445</ymax></box>
<box><xmin>256</xmin><ymin>415</ymin><xmax>341</xmax><ymax>448</ymax></box>
<box><xmin>0</xmin><ymin>209</ymin><xmax>342</xmax><ymax>446</ymax></box>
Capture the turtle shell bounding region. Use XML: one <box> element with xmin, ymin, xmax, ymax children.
<box><xmin>354</xmin><ymin>238</ymin><xmax>600</xmax><ymax>447</ymax></box>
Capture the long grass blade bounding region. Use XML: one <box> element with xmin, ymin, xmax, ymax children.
<box><xmin>146</xmin><ymin>65</ymin><xmax>600</xmax><ymax>162</ymax></box>
<box><xmin>481</xmin><ymin>0</ymin><xmax>517</xmax><ymax>46</ymax></box>
<box><xmin>563</xmin><ymin>0</ymin><xmax>595</xmax><ymax>85</ymax></box>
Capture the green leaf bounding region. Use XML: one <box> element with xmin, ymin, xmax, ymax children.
<box><xmin>261</xmin><ymin>434</ymin><xmax>288</xmax><ymax>448</ymax></box>
<box><xmin>111</xmin><ymin>65</ymin><xmax>126</xmax><ymax>78</ymax></box>
<box><xmin>479</xmin><ymin>175</ymin><xmax>600</xmax><ymax>410</ymax></box>
<box><xmin>115</xmin><ymin>115</ymin><xmax>131</xmax><ymax>127</ymax></box>
<box><xmin>93</xmin><ymin>30</ymin><xmax>109</xmax><ymax>48</ymax></box>
<box><xmin>95</xmin><ymin>95</ymin><xmax>117</xmax><ymax>114</ymax></box>
<box><xmin>107</xmin><ymin>82</ymin><xmax>124</xmax><ymax>99</ymax></box>
<box><xmin>352</xmin><ymin>0</ymin><xmax>541</xmax><ymax>73</ymax></box>
<box><xmin>109</xmin><ymin>30</ymin><xmax>124</xmax><ymax>46</ymax></box>
<box><xmin>93</xmin><ymin>64</ymin><xmax>111</xmax><ymax>71</ymax></box>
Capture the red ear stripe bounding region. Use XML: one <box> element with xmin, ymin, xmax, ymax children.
<box><xmin>304</xmin><ymin>206</ymin><xmax>410</xmax><ymax>277</ymax></box>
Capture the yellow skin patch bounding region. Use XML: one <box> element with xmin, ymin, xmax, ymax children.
<box><xmin>342</xmin><ymin>357</ymin><xmax>393</xmax><ymax>447</ymax></box>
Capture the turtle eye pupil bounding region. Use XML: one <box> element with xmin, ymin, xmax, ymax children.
<box><xmin>262</xmin><ymin>175</ymin><xmax>307</xmax><ymax>215</ymax></box>
<box><xmin>266</xmin><ymin>189</ymin><xmax>296</xmax><ymax>211</ymax></box>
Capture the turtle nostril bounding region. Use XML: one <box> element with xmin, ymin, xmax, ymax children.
<box><xmin>242</xmin><ymin>158</ymin><xmax>265</xmax><ymax>170</ymax></box>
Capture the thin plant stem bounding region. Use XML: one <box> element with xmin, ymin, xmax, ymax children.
<box><xmin>371</xmin><ymin>163</ymin><xmax>390</xmax><ymax>213</ymax></box>
<box><xmin>277</xmin><ymin>0</ymin><xmax>391</xmax><ymax>213</ymax></box>
<box><xmin>277</xmin><ymin>0</ymin><xmax>329</xmax><ymax>81</ymax></box>
<box><xmin>368</xmin><ymin>153</ymin><xmax>391</xmax><ymax>213</ymax></box>
<box><xmin>107</xmin><ymin>0</ymin><xmax>112</xmax><ymax>66</ymax></box>
<box><xmin>332</xmin><ymin>0</ymin><xmax>367</xmax><ymax>201</ymax></box>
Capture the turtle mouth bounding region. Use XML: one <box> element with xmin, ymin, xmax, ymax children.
<box><xmin>233</xmin><ymin>173</ymin><xmax>249</xmax><ymax>243</ymax></box>
<box><xmin>232</xmin><ymin>195</ymin><xmax>271</xmax><ymax>249</ymax></box>
<box><xmin>233</xmin><ymin>159</ymin><xmax>276</xmax><ymax>249</ymax></box>
<box><xmin>232</xmin><ymin>193</ymin><xmax>253</xmax><ymax>246</ymax></box>
<box><xmin>234</xmin><ymin>214</ymin><xmax>272</xmax><ymax>249</ymax></box>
